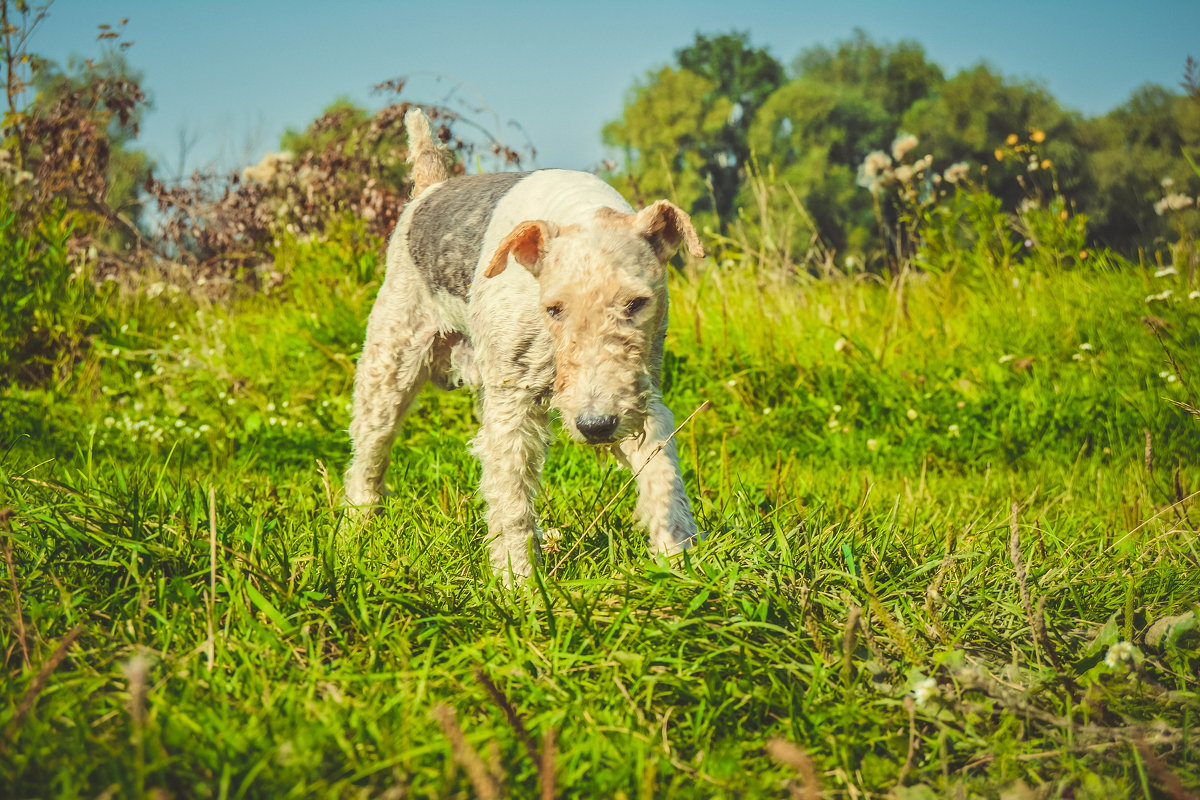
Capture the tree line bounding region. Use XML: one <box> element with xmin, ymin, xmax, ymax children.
<box><xmin>603</xmin><ymin>31</ymin><xmax>1200</xmax><ymax>265</ymax></box>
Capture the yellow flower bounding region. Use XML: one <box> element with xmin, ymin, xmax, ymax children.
<box><xmin>1005</xmin><ymin>133</ymin><xmax>1019</xmax><ymax>146</ymax></box>
<box><xmin>1030</xmin><ymin>129</ymin><xmax>1046</xmax><ymax>143</ymax></box>
<box><xmin>1079</xmin><ymin>249</ymin><xmax>1089</xmax><ymax>259</ymax></box>
<box><xmin>994</xmin><ymin>148</ymin><xmax>1005</xmax><ymax>162</ymax></box>
<box><xmin>1040</xmin><ymin>159</ymin><xmax>1052</xmax><ymax>169</ymax></box>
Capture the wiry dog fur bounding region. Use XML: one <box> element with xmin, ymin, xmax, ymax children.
<box><xmin>344</xmin><ymin>108</ymin><xmax>704</xmax><ymax>582</ymax></box>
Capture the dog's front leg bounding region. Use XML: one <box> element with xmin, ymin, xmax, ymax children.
<box><xmin>616</xmin><ymin>396</ymin><xmax>700</xmax><ymax>555</ymax></box>
<box><xmin>472</xmin><ymin>387</ymin><xmax>551</xmax><ymax>583</ymax></box>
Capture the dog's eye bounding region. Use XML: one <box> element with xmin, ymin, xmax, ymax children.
<box><xmin>545</xmin><ymin>303</ymin><xmax>563</xmax><ymax>320</ymax></box>
<box><xmin>625</xmin><ymin>296</ymin><xmax>650</xmax><ymax>317</ymax></box>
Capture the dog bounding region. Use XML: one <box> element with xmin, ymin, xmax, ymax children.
<box><xmin>344</xmin><ymin>109</ymin><xmax>703</xmax><ymax>582</ymax></box>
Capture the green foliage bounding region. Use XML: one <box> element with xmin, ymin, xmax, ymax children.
<box><xmin>603</xmin><ymin>67</ymin><xmax>733</xmax><ymax>219</ymax></box>
<box><xmin>791</xmin><ymin>28</ymin><xmax>944</xmax><ymax>117</ymax></box>
<box><xmin>0</xmin><ymin>192</ymin><xmax>108</xmax><ymax>385</ymax></box>
<box><xmin>746</xmin><ymin>79</ymin><xmax>890</xmax><ymax>254</ymax></box>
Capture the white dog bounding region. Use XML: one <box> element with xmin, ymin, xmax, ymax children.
<box><xmin>345</xmin><ymin>109</ymin><xmax>703</xmax><ymax>581</ymax></box>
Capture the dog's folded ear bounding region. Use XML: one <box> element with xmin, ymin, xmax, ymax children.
<box><xmin>484</xmin><ymin>220</ymin><xmax>559</xmax><ymax>278</ymax></box>
<box><xmin>597</xmin><ymin>201</ymin><xmax>705</xmax><ymax>263</ymax></box>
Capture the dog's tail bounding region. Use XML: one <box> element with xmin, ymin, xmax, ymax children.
<box><xmin>405</xmin><ymin>108</ymin><xmax>449</xmax><ymax>199</ymax></box>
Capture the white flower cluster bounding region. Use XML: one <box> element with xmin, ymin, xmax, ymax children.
<box><xmin>856</xmin><ymin>135</ymin><xmax>936</xmax><ymax>195</ymax></box>
<box><xmin>1153</xmin><ymin>193</ymin><xmax>1194</xmax><ymax>215</ymax></box>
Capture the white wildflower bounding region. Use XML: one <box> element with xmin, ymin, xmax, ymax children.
<box><xmin>1154</xmin><ymin>193</ymin><xmax>1194</xmax><ymax>215</ymax></box>
<box><xmin>906</xmin><ymin>408</ymin><xmax>918</xmax><ymax>420</ymax></box>
<box><xmin>943</xmin><ymin>162</ymin><xmax>970</xmax><ymax>184</ymax></box>
<box><xmin>866</xmin><ymin>438</ymin><xmax>878</xmax><ymax>452</ymax></box>
<box><xmin>1145</xmin><ymin>289</ymin><xmax>1173</xmax><ymax>303</ymax></box>
<box><xmin>891</xmin><ymin>134</ymin><xmax>918</xmax><ymax>162</ymax></box>
<box><xmin>1155</xmin><ymin>266</ymin><xmax>1178</xmax><ymax>278</ymax></box>
<box><xmin>1078</xmin><ymin>342</ymin><xmax>1094</xmax><ymax>351</ymax></box>
<box><xmin>1190</xmin><ymin>291</ymin><xmax>1200</xmax><ymax>300</ymax></box>
<box><xmin>1104</xmin><ymin>641</ymin><xmax>1138</xmax><ymax>670</ymax></box>
<box><xmin>1161</xmin><ymin>176</ymin><xmax>1175</xmax><ymax>188</ymax></box>
<box><xmin>999</xmin><ymin>354</ymin><xmax>1014</xmax><ymax>363</ymax></box>
<box><xmin>542</xmin><ymin>527</ymin><xmax>564</xmax><ymax>555</ymax></box>
<box><xmin>834</xmin><ymin>337</ymin><xmax>848</xmax><ymax>353</ymax></box>
<box><xmin>911</xmin><ymin>676</ymin><xmax>938</xmax><ymax>706</ymax></box>
<box><xmin>948</xmin><ymin>424</ymin><xmax>960</xmax><ymax>437</ymax></box>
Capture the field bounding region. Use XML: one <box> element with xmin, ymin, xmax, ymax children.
<box><xmin>1</xmin><ymin>202</ymin><xmax>1198</xmax><ymax>799</ymax></box>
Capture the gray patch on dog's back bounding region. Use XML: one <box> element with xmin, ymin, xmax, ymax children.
<box><xmin>409</xmin><ymin>172</ymin><xmax>530</xmax><ymax>299</ymax></box>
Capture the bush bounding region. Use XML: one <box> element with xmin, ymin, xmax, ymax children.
<box><xmin>0</xmin><ymin>190</ymin><xmax>108</xmax><ymax>384</ymax></box>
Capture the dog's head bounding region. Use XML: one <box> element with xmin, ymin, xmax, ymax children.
<box><xmin>485</xmin><ymin>200</ymin><xmax>703</xmax><ymax>444</ymax></box>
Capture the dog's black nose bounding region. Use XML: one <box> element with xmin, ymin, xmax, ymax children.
<box><xmin>575</xmin><ymin>413</ymin><xmax>619</xmax><ymax>443</ymax></box>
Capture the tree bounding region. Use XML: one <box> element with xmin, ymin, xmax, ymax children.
<box><xmin>747</xmin><ymin>80</ymin><xmax>892</xmax><ymax>254</ymax></box>
<box><xmin>792</xmin><ymin>30</ymin><xmax>944</xmax><ymax>119</ymax></box>
<box><xmin>603</xmin><ymin>67</ymin><xmax>732</xmax><ymax>222</ymax></box>
<box><xmin>674</xmin><ymin>32</ymin><xmax>784</xmax><ymax>221</ymax></box>
<box><xmin>605</xmin><ymin>32</ymin><xmax>783</xmax><ymax>225</ymax></box>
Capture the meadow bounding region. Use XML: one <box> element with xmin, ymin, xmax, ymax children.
<box><xmin>2</xmin><ymin>174</ymin><xmax>1199</xmax><ymax>798</ymax></box>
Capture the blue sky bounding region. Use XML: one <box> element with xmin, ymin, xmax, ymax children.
<box><xmin>31</xmin><ymin>1</ymin><xmax>1200</xmax><ymax>177</ymax></box>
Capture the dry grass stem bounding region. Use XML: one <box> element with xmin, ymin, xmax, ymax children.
<box><xmin>433</xmin><ymin>704</ymin><xmax>503</xmax><ymax>800</ymax></box>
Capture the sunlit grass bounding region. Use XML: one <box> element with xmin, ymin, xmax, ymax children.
<box><xmin>2</xmin><ymin>220</ymin><xmax>1198</xmax><ymax>797</ymax></box>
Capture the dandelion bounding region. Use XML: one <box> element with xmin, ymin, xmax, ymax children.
<box><xmin>866</xmin><ymin>438</ymin><xmax>878</xmax><ymax>452</ymax></box>
<box><xmin>891</xmin><ymin>134</ymin><xmax>918</xmax><ymax>162</ymax></box>
<box><xmin>1079</xmin><ymin>250</ymin><xmax>1090</xmax><ymax>260</ymax></box>
<box><xmin>994</xmin><ymin>148</ymin><xmax>1005</xmax><ymax>162</ymax></box>
<box><xmin>906</xmin><ymin>408</ymin><xmax>918</xmax><ymax>420</ymax></box>
<box><xmin>894</xmin><ymin>165</ymin><xmax>914</xmax><ymax>184</ymax></box>
<box><xmin>943</xmin><ymin>162</ymin><xmax>970</xmax><ymax>184</ymax></box>
<box><xmin>1104</xmin><ymin>641</ymin><xmax>1138</xmax><ymax>670</ymax></box>
<box><xmin>1005</xmin><ymin>133</ymin><xmax>1020</xmax><ymax>146</ymax></box>
<box><xmin>1030</xmin><ymin>129</ymin><xmax>1046</xmax><ymax>143</ymax></box>
<box><xmin>1040</xmin><ymin>159</ymin><xmax>1052</xmax><ymax>170</ymax></box>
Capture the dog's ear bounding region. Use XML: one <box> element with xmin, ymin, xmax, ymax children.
<box><xmin>597</xmin><ymin>201</ymin><xmax>705</xmax><ymax>263</ymax></box>
<box><xmin>485</xmin><ymin>220</ymin><xmax>558</xmax><ymax>278</ymax></box>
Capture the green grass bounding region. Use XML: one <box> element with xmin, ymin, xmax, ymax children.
<box><xmin>2</xmin><ymin>220</ymin><xmax>1198</xmax><ymax>798</ymax></box>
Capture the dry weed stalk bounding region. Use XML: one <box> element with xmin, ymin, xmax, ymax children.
<box><xmin>433</xmin><ymin>704</ymin><xmax>503</xmax><ymax>800</ymax></box>
<box><xmin>2</xmin><ymin>625</ymin><xmax>83</xmax><ymax>753</ymax></box>
<box><xmin>1009</xmin><ymin>503</ymin><xmax>1062</xmax><ymax>669</ymax></box>
<box><xmin>1</xmin><ymin>508</ymin><xmax>29</xmax><ymax>667</ymax></box>
<box><xmin>765</xmin><ymin>737</ymin><xmax>821</xmax><ymax>800</ymax></box>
